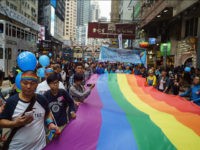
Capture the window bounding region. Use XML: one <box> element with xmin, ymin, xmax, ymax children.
<box><xmin>6</xmin><ymin>1</ymin><xmax>9</xmax><ymax>6</ymax></box>
<box><xmin>185</xmin><ymin>17</ymin><xmax>198</xmax><ymax>37</ymax></box>
<box><xmin>9</xmin><ymin>24</ymin><xmax>12</xmax><ymax>36</ymax></box>
<box><xmin>31</xmin><ymin>0</ymin><xmax>36</xmax><ymax>5</ymax></box>
<box><xmin>8</xmin><ymin>48</ymin><xmax>11</xmax><ymax>59</ymax></box>
<box><xmin>27</xmin><ymin>32</ymin><xmax>31</xmax><ymax>41</ymax></box>
<box><xmin>17</xmin><ymin>28</ymin><xmax>20</xmax><ymax>38</ymax></box>
<box><xmin>21</xmin><ymin>29</ymin><xmax>24</xmax><ymax>39</ymax></box>
<box><xmin>12</xmin><ymin>26</ymin><xmax>16</xmax><ymax>37</ymax></box>
<box><xmin>13</xmin><ymin>5</ymin><xmax>17</xmax><ymax>11</ymax></box>
<box><xmin>25</xmin><ymin>31</ymin><xmax>28</xmax><ymax>41</ymax></box>
<box><xmin>28</xmin><ymin>33</ymin><xmax>31</xmax><ymax>41</ymax></box>
<box><xmin>5</xmin><ymin>48</ymin><xmax>12</xmax><ymax>59</ymax></box>
<box><xmin>6</xmin><ymin>24</ymin><xmax>8</xmax><ymax>35</ymax></box>
<box><xmin>0</xmin><ymin>23</ymin><xmax>3</xmax><ymax>33</ymax></box>
<box><xmin>32</xmin><ymin>34</ymin><xmax>35</xmax><ymax>42</ymax></box>
<box><xmin>35</xmin><ymin>34</ymin><xmax>38</xmax><ymax>41</ymax></box>
<box><xmin>31</xmin><ymin>7</ymin><xmax>36</xmax><ymax>16</ymax></box>
<box><xmin>0</xmin><ymin>47</ymin><xmax>3</xmax><ymax>59</ymax></box>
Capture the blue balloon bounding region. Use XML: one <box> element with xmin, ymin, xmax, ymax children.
<box><xmin>15</xmin><ymin>72</ymin><xmax>23</xmax><ymax>90</ymax></box>
<box><xmin>17</xmin><ymin>52</ymin><xmax>37</xmax><ymax>71</ymax></box>
<box><xmin>184</xmin><ymin>67</ymin><xmax>191</xmax><ymax>72</ymax></box>
<box><xmin>39</xmin><ymin>55</ymin><xmax>50</xmax><ymax>67</ymax></box>
<box><xmin>49</xmin><ymin>53</ymin><xmax>52</xmax><ymax>57</ymax></box>
<box><xmin>37</xmin><ymin>67</ymin><xmax>45</xmax><ymax>78</ymax></box>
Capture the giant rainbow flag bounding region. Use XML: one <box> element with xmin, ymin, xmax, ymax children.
<box><xmin>45</xmin><ymin>74</ymin><xmax>200</xmax><ymax>150</ymax></box>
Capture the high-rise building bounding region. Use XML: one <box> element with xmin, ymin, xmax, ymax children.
<box><xmin>0</xmin><ymin>0</ymin><xmax>38</xmax><ymax>22</ymax></box>
<box><xmin>119</xmin><ymin>0</ymin><xmax>133</xmax><ymax>22</ymax></box>
<box><xmin>64</xmin><ymin>0</ymin><xmax>77</xmax><ymax>41</ymax></box>
<box><xmin>90</xmin><ymin>1</ymin><xmax>100</xmax><ymax>22</ymax></box>
<box><xmin>38</xmin><ymin>0</ymin><xmax>65</xmax><ymax>39</ymax></box>
<box><xmin>111</xmin><ymin>0</ymin><xmax>120</xmax><ymax>22</ymax></box>
<box><xmin>38</xmin><ymin>0</ymin><xmax>65</xmax><ymax>54</ymax></box>
<box><xmin>55</xmin><ymin>0</ymin><xmax>65</xmax><ymax>41</ymax></box>
<box><xmin>76</xmin><ymin>0</ymin><xmax>91</xmax><ymax>46</ymax></box>
<box><xmin>77</xmin><ymin>0</ymin><xmax>90</xmax><ymax>26</ymax></box>
<box><xmin>76</xmin><ymin>25</ymin><xmax>88</xmax><ymax>46</ymax></box>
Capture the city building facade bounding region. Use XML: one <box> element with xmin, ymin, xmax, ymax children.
<box><xmin>90</xmin><ymin>1</ymin><xmax>100</xmax><ymax>22</ymax></box>
<box><xmin>111</xmin><ymin>0</ymin><xmax>120</xmax><ymax>22</ymax></box>
<box><xmin>77</xmin><ymin>0</ymin><xmax>90</xmax><ymax>26</ymax></box>
<box><xmin>0</xmin><ymin>0</ymin><xmax>40</xmax><ymax>76</ymax></box>
<box><xmin>64</xmin><ymin>0</ymin><xmax>77</xmax><ymax>41</ymax></box>
<box><xmin>119</xmin><ymin>0</ymin><xmax>133</xmax><ymax>22</ymax></box>
<box><xmin>131</xmin><ymin>0</ymin><xmax>200</xmax><ymax>68</ymax></box>
<box><xmin>76</xmin><ymin>0</ymin><xmax>90</xmax><ymax>46</ymax></box>
<box><xmin>76</xmin><ymin>25</ymin><xmax>88</xmax><ymax>46</ymax></box>
<box><xmin>38</xmin><ymin>0</ymin><xmax>65</xmax><ymax>56</ymax></box>
<box><xmin>0</xmin><ymin>0</ymin><xmax>38</xmax><ymax>22</ymax></box>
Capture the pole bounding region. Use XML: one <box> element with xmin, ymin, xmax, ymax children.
<box><xmin>163</xmin><ymin>45</ymin><xmax>167</xmax><ymax>70</ymax></box>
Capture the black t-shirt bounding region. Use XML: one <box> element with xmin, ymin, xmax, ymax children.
<box><xmin>44</xmin><ymin>89</ymin><xmax>75</xmax><ymax>126</ymax></box>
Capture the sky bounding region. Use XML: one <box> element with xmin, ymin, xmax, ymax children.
<box><xmin>98</xmin><ymin>0</ymin><xmax>111</xmax><ymax>19</ymax></box>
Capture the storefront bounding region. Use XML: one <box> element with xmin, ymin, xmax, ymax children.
<box><xmin>175</xmin><ymin>37</ymin><xmax>197</xmax><ymax>67</ymax></box>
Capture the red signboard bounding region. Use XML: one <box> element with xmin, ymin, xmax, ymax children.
<box><xmin>88</xmin><ymin>22</ymin><xmax>136</xmax><ymax>39</ymax></box>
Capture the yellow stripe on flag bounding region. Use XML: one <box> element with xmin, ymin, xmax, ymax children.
<box><xmin>117</xmin><ymin>74</ymin><xmax>200</xmax><ymax>150</ymax></box>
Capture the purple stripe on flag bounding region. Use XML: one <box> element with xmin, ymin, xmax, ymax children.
<box><xmin>45</xmin><ymin>75</ymin><xmax>102</xmax><ymax>150</ymax></box>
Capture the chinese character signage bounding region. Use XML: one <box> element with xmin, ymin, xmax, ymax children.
<box><xmin>88</xmin><ymin>22</ymin><xmax>136</xmax><ymax>39</ymax></box>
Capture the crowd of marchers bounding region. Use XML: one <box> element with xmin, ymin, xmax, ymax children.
<box><xmin>0</xmin><ymin>59</ymin><xmax>199</xmax><ymax>149</ymax></box>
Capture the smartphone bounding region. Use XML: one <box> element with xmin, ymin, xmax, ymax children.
<box><xmin>24</xmin><ymin>110</ymin><xmax>34</xmax><ymax>117</ymax></box>
<box><xmin>87</xmin><ymin>83</ymin><xmax>95</xmax><ymax>87</ymax></box>
<box><xmin>87</xmin><ymin>84</ymin><xmax>92</xmax><ymax>87</ymax></box>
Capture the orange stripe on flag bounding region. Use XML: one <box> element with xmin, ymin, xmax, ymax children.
<box><xmin>126</xmin><ymin>75</ymin><xmax>200</xmax><ymax>136</ymax></box>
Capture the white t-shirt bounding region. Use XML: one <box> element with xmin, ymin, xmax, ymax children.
<box><xmin>0</xmin><ymin>94</ymin><xmax>50</xmax><ymax>150</ymax></box>
<box><xmin>36</xmin><ymin>80</ymin><xmax>65</xmax><ymax>95</ymax></box>
<box><xmin>115</xmin><ymin>69</ymin><xmax>124</xmax><ymax>73</ymax></box>
<box><xmin>159</xmin><ymin>78</ymin><xmax>165</xmax><ymax>90</ymax></box>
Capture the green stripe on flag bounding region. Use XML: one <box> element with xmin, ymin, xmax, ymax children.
<box><xmin>108</xmin><ymin>74</ymin><xmax>176</xmax><ymax>150</ymax></box>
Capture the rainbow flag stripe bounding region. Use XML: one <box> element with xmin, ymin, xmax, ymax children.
<box><xmin>45</xmin><ymin>74</ymin><xmax>200</xmax><ymax>150</ymax></box>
